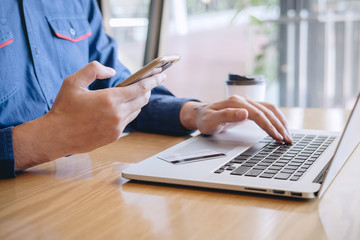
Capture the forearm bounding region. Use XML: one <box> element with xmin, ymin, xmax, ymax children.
<box><xmin>131</xmin><ymin>86</ymin><xmax>200</xmax><ymax>135</ymax></box>
<box><xmin>12</xmin><ymin>115</ymin><xmax>64</xmax><ymax>171</ymax></box>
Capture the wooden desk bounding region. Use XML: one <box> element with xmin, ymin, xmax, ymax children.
<box><xmin>1</xmin><ymin>108</ymin><xmax>359</xmax><ymax>240</ymax></box>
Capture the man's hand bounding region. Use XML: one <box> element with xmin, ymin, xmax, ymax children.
<box><xmin>13</xmin><ymin>61</ymin><xmax>166</xmax><ymax>170</ymax></box>
<box><xmin>180</xmin><ymin>95</ymin><xmax>292</xmax><ymax>143</ymax></box>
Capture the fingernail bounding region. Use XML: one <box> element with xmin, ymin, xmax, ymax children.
<box><xmin>276</xmin><ymin>132</ymin><xmax>283</xmax><ymax>140</ymax></box>
<box><xmin>286</xmin><ymin>132</ymin><xmax>293</xmax><ymax>142</ymax></box>
<box><xmin>236</xmin><ymin>110</ymin><xmax>247</xmax><ymax>120</ymax></box>
<box><xmin>107</xmin><ymin>67</ymin><xmax>116</xmax><ymax>75</ymax></box>
<box><xmin>286</xmin><ymin>132</ymin><xmax>292</xmax><ymax>140</ymax></box>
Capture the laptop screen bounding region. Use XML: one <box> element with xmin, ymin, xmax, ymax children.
<box><xmin>318</xmin><ymin>93</ymin><xmax>360</xmax><ymax>198</ymax></box>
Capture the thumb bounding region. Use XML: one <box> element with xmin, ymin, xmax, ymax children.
<box><xmin>69</xmin><ymin>61</ymin><xmax>116</xmax><ymax>88</ymax></box>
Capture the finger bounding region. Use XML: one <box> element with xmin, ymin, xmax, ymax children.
<box><xmin>259</xmin><ymin>102</ymin><xmax>289</xmax><ymax>131</ymax></box>
<box><xmin>240</xmin><ymin>101</ymin><xmax>285</xmax><ymax>142</ymax></box>
<box><xmin>199</xmin><ymin>108</ymin><xmax>248</xmax><ymax>135</ymax></box>
<box><xmin>248</xmin><ymin>100</ymin><xmax>292</xmax><ymax>143</ymax></box>
<box><xmin>110</xmin><ymin>109</ymin><xmax>142</xmax><ymax>141</ymax></box>
<box><xmin>138</xmin><ymin>67</ymin><xmax>162</xmax><ymax>80</ymax></box>
<box><xmin>210</xmin><ymin>96</ymin><xmax>291</xmax><ymax>143</ymax></box>
<box><xmin>125</xmin><ymin>109</ymin><xmax>141</xmax><ymax>125</ymax></box>
<box><xmin>116</xmin><ymin>72</ymin><xmax>166</xmax><ymax>102</ymax></box>
<box><xmin>210</xmin><ymin>108</ymin><xmax>248</xmax><ymax>125</ymax></box>
<box><xmin>69</xmin><ymin>61</ymin><xmax>116</xmax><ymax>88</ymax></box>
<box><xmin>119</xmin><ymin>109</ymin><xmax>142</xmax><ymax>135</ymax></box>
<box><xmin>120</xmin><ymin>91</ymin><xmax>151</xmax><ymax>116</ymax></box>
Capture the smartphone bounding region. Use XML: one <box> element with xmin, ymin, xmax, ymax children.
<box><xmin>116</xmin><ymin>54</ymin><xmax>180</xmax><ymax>87</ymax></box>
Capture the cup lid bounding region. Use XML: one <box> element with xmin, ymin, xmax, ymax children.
<box><xmin>226</xmin><ymin>74</ymin><xmax>266</xmax><ymax>85</ymax></box>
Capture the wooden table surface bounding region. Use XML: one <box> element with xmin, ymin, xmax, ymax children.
<box><xmin>1</xmin><ymin>108</ymin><xmax>359</xmax><ymax>240</ymax></box>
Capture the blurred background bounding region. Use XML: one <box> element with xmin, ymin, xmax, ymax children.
<box><xmin>99</xmin><ymin>0</ymin><xmax>360</xmax><ymax>109</ymax></box>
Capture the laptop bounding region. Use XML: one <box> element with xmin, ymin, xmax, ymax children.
<box><xmin>122</xmin><ymin>93</ymin><xmax>360</xmax><ymax>199</ymax></box>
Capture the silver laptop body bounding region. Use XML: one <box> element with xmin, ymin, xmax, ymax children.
<box><xmin>122</xmin><ymin>94</ymin><xmax>360</xmax><ymax>199</ymax></box>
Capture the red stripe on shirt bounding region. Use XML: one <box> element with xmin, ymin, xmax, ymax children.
<box><xmin>0</xmin><ymin>38</ymin><xmax>14</xmax><ymax>48</ymax></box>
<box><xmin>55</xmin><ymin>32</ymin><xmax>92</xmax><ymax>43</ymax></box>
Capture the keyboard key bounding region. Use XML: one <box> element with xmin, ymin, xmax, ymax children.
<box><xmin>242</xmin><ymin>163</ymin><xmax>256</xmax><ymax>167</ymax></box>
<box><xmin>290</xmin><ymin>176</ymin><xmax>300</xmax><ymax>181</ymax></box>
<box><xmin>226</xmin><ymin>166</ymin><xmax>236</xmax><ymax>171</ymax></box>
<box><xmin>275</xmin><ymin>172</ymin><xmax>291</xmax><ymax>180</ymax></box>
<box><xmin>294</xmin><ymin>172</ymin><xmax>303</xmax><ymax>177</ymax></box>
<box><xmin>288</xmin><ymin>151</ymin><xmax>300</xmax><ymax>155</ymax></box>
<box><xmin>231</xmin><ymin>166</ymin><xmax>251</xmax><ymax>175</ymax></box>
<box><xmin>246</xmin><ymin>160</ymin><xmax>259</xmax><ymax>164</ymax></box>
<box><xmin>285</xmin><ymin>165</ymin><xmax>298</xmax><ymax>170</ymax></box>
<box><xmin>288</xmin><ymin>163</ymin><xmax>302</xmax><ymax>167</ymax></box>
<box><xmin>230</xmin><ymin>159</ymin><xmax>244</xmax><ymax>164</ymax></box>
<box><xmin>253</xmin><ymin>166</ymin><xmax>267</xmax><ymax>170</ymax></box>
<box><xmin>298</xmin><ymin>154</ymin><xmax>311</xmax><ymax>157</ymax></box>
<box><xmin>245</xmin><ymin>169</ymin><xmax>263</xmax><ymax>177</ymax></box>
<box><xmin>260</xmin><ymin>173</ymin><xmax>276</xmax><ymax>178</ymax></box>
<box><xmin>256</xmin><ymin>164</ymin><xmax>270</xmax><ymax>169</ymax></box>
<box><xmin>272</xmin><ymin>163</ymin><xmax>286</xmax><ymax>167</ymax></box>
<box><xmin>302</xmin><ymin>151</ymin><xmax>314</xmax><ymax>155</ymax></box>
<box><xmin>268</xmin><ymin>166</ymin><xmax>282</xmax><ymax>170</ymax></box>
<box><xmin>240</xmin><ymin>142</ymin><xmax>268</xmax><ymax>156</ymax></box>
<box><xmin>281</xmin><ymin>169</ymin><xmax>295</xmax><ymax>174</ymax></box>
<box><xmin>291</xmin><ymin>160</ymin><xmax>305</xmax><ymax>164</ymax></box>
<box><xmin>277</xmin><ymin>160</ymin><xmax>290</xmax><ymax>164</ymax></box>
<box><xmin>263</xmin><ymin>159</ymin><xmax>275</xmax><ymax>163</ymax></box>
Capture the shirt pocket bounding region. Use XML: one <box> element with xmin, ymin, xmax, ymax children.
<box><xmin>46</xmin><ymin>16</ymin><xmax>92</xmax><ymax>78</ymax></box>
<box><xmin>0</xmin><ymin>19</ymin><xmax>18</xmax><ymax>105</ymax></box>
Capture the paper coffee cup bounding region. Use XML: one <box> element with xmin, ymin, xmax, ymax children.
<box><xmin>225</xmin><ymin>74</ymin><xmax>266</xmax><ymax>102</ymax></box>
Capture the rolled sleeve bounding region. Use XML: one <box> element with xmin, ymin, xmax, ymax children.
<box><xmin>131</xmin><ymin>86</ymin><xmax>200</xmax><ymax>135</ymax></box>
<box><xmin>0</xmin><ymin>127</ymin><xmax>16</xmax><ymax>178</ymax></box>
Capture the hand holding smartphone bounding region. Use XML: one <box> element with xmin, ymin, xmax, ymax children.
<box><xmin>116</xmin><ymin>54</ymin><xmax>180</xmax><ymax>87</ymax></box>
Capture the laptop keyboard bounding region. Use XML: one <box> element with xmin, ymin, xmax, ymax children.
<box><xmin>214</xmin><ymin>134</ymin><xmax>336</xmax><ymax>181</ymax></box>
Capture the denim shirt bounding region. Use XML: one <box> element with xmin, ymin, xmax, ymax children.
<box><xmin>0</xmin><ymin>0</ymin><xmax>195</xmax><ymax>178</ymax></box>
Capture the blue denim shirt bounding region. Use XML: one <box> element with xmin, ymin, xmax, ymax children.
<box><xmin>0</xmin><ymin>0</ymin><xmax>195</xmax><ymax>178</ymax></box>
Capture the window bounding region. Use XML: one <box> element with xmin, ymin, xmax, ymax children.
<box><xmin>102</xmin><ymin>0</ymin><xmax>151</xmax><ymax>73</ymax></box>
<box><xmin>102</xmin><ymin>0</ymin><xmax>360</xmax><ymax>108</ymax></box>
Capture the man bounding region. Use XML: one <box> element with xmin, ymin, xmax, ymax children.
<box><xmin>0</xmin><ymin>0</ymin><xmax>292</xmax><ymax>178</ymax></box>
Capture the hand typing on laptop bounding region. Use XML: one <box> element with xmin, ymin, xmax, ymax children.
<box><xmin>180</xmin><ymin>95</ymin><xmax>293</xmax><ymax>143</ymax></box>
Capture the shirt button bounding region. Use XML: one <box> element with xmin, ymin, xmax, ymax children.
<box><xmin>70</xmin><ymin>28</ymin><xmax>76</xmax><ymax>36</ymax></box>
<box><xmin>34</xmin><ymin>47</ymin><xmax>40</xmax><ymax>55</ymax></box>
<box><xmin>50</xmin><ymin>99</ymin><xmax>54</xmax><ymax>105</ymax></box>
